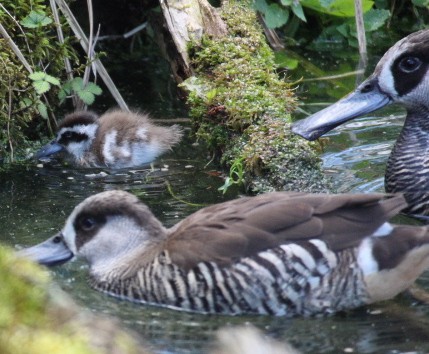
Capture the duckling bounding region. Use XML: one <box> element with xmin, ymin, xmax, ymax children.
<box><xmin>36</xmin><ymin>110</ymin><xmax>183</xmax><ymax>168</ymax></box>
<box><xmin>292</xmin><ymin>29</ymin><xmax>429</xmax><ymax>215</ymax></box>
<box><xmin>18</xmin><ymin>190</ymin><xmax>429</xmax><ymax>317</ymax></box>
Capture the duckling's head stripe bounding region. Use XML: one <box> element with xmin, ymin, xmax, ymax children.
<box><xmin>58</xmin><ymin>111</ymin><xmax>98</xmax><ymax>129</ymax></box>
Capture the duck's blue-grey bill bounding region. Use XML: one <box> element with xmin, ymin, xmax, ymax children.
<box><xmin>292</xmin><ymin>86</ymin><xmax>392</xmax><ymax>141</ymax></box>
<box><xmin>17</xmin><ymin>234</ymin><xmax>73</xmax><ymax>266</ymax></box>
<box><xmin>35</xmin><ymin>141</ymin><xmax>64</xmax><ymax>159</ymax></box>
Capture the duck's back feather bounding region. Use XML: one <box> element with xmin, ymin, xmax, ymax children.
<box><xmin>165</xmin><ymin>192</ymin><xmax>407</xmax><ymax>270</ymax></box>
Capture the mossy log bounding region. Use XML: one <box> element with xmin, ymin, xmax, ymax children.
<box><xmin>0</xmin><ymin>246</ymin><xmax>150</xmax><ymax>354</ymax></box>
<box><xmin>159</xmin><ymin>0</ymin><xmax>332</xmax><ymax>193</ymax></box>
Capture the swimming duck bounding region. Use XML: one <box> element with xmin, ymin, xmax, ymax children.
<box><xmin>292</xmin><ymin>29</ymin><xmax>429</xmax><ymax>215</ymax></box>
<box><xmin>18</xmin><ymin>190</ymin><xmax>429</xmax><ymax>317</ymax></box>
<box><xmin>36</xmin><ymin>110</ymin><xmax>183</xmax><ymax>169</ymax></box>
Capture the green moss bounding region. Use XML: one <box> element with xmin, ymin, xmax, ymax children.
<box><xmin>0</xmin><ymin>246</ymin><xmax>145</xmax><ymax>354</ymax></box>
<box><xmin>184</xmin><ymin>0</ymin><xmax>331</xmax><ymax>193</ymax></box>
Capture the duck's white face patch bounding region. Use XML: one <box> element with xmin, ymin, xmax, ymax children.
<box><xmin>58</xmin><ymin>124</ymin><xmax>98</xmax><ymax>158</ymax></box>
<box><xmin>62</xmin><ymin>211</ymin><xmax>79</xmax><ymax>255</ymax></box>
<box><xmin>376</xmin><ymin>48</ymin><xmax>406</xmax><ymax>100</ymax></box>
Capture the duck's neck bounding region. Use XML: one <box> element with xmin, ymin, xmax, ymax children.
<box><xmin>385</xmin><ymin>106</ymin><xmax>429</xmax><ymax>214</ymax></box>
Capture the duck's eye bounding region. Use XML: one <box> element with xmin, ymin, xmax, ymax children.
<box><xmin>80</xmin><ymin>217</ymin><xmax>97</xmax><ymax>231</ymax></box>
<box><xmin>62</xmin><ymin>131</ymin><xmax>73</xmax><ymax>140</ymax></box>
<box><xmin>398</xmin><ymin>56</ymin><xmax>422</xmax><ymax>73</ymax></box>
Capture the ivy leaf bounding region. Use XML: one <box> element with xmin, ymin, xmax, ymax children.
<box><xmin>20</xmin><ymin>11</ymin><xmax>52</xmax><ymax>29</ymax></box>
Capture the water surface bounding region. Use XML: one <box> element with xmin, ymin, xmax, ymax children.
<box><xmin>2</xmin><ymin>47</ymin><xmax>429</xmax><ymax>354</ymax></box>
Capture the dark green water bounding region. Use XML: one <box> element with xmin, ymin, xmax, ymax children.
<box><xmin>2</xmin><ymin>49</ymin><xmax>429</xmax><ymax>353</ymax></box>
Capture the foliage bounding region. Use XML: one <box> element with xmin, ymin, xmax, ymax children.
<box><xmin>183</xmin><ymin>0</ymin><xmax>331</xmax><ymax>193</ymax></box>
<box><xmin>0</xmin><ymin>1</ymin><xmax>102</xmax><ymax>163</ymax></box>
<box><xmin>58</xmin><ymin>78</ymin><xmax>102</xmax><ymax>106</ymax></box>
<box><xmin>254</xmin><ymin>0</ymin><xmax>429</xmax><ymax>50</ymax></box>
<box><xmin>218</xmin><ymin>158</ymin><xmax>245</xmax><ymax>193</ymax></box>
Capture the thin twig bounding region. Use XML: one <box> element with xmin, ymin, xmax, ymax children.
<box><xmin>0</xmin><ymin>4</ymin><xmax>34</xmax><ymax>67</ymax></box>
<box><xmin>49</xmin><ymin>0</ymin><xmax>76</xmax><ymax>107</ymax></box>
<box><xmin>0</xmin><ymin>22</ymin><xmax>33</xmax><ymax>73</ymax></box>
<box><xmin>55</xmin><ymin>0</ymin><xmax>129</xmax><ymax>111</ymax></box>
<box><xmin>354</xmin><ymin>0</ymin><xmax>368</xmax><ymax>66</ymax></box>
<box><xmin>301</xmin><ymin>70</ymin><xmax>365</xmax><ymax>82</ymax></box>
<box><xmin>83</xmin><ymin>0</ymin><xmax>94</xmax><ymax>86</ymax></box>
<box><xmin>7</xmin><ymin>80</ymin><xmax>14</xmax><ymax>161</ymax></box>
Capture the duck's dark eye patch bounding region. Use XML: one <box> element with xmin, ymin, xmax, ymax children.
<box><xmin>74</xmin><ymin>213</ymin><xmax>106</xmax><ymax>249</ymax></box>
<box><xmin>392</xmin><ymin>52</ymin><xmax>429</xmax><ymax>96</ymax></box>
<box><xmin>58</xmin><ymin>131</ymin><xmax>87</xmax><ymax>145</ymax></box>
<box><xmin>398</xmin><ymin>56</ymin><xmax>422</xmax><ymax>73</ymax></box>
<box><xmin>80</xmin><ymin>217</ymin><xmax>97</xmax><ymax>231</ymax></box>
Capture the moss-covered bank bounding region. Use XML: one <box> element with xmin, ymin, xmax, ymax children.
<box><xmin>0</xmin><ymin>246</ymin><xmax>149</xmax><ymax>354</ymax></box>
<box><xmin>183</xmin><ymin>1</ymin><xmax>331</xmax><ymax>193</ymax></box>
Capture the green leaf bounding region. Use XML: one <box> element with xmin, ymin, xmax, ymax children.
<box><xmin>291</xmin><ymin>3</ymin><xmax>307</xmax><ymax>22</ymax></box>
<box><xmin>263</xmin><ymin>4</ymin><xmax>289</xmax><ymax>29</ymax></box>
<box><xmin>45</xmin><ymin>75</ymin><xmax>60</xmax><ymax>86</ymax></box>
<box><xmin>68</xmin><ymin>78</ymin><xmax>102</xmax><ymax>104</ymax></box>
<box><xmin>85</xmin><ymin>82</ymin><xmax>102</xmax><ymax>95</ymax></box>
<box><xmin>29</xmin><ymin>71</ymin><xmax>60</xmax><ymax>95</ymax></box>
<box><xmin>29</xmin><ymin>72</ymin><xmax>46</xmax><ymax>81</ymax></box>
<box><xmin>280</xmin><ymin>0</ymin><xmax>293</xmax><ymax>5</ymax></box>
<box><xmin>20</xmin><ymin>11</ymin><xmax>52</xmax><ymax>29</ymax></box>
<box><xmin>58</xmin><ymin>80</ymin><xmax>73</xmax><ymax>103</ymax></box>
<box><xmin>412</xmin><ymin>0</ymin><xmax>429</xmax><ymax>7</ymax></box>
<box><xmin>58</xmin><ymin>89</ymin><xmax>67</xmax><ymax>104</ymax></box>
<box><xmin>301</xmin><ymin>0</ymin><xmax>373</xmax><ymax>17</ymax></box>
<box><xmin>77</xmin><ymin>90</ymin><xmax>95</xmax><ymax>105</ymax></box>
<box><xmin>363</xmin><ymin>9</ymin><xmax>390</xmax><ymax>32</ymax></box>
<box><xmin>71</xmin><ymin>77</ymin><xmax>84</xmax><ymax>91</ymax></box>
<box><xmin>254</xmin><ymin>0</ymin><xmax>269</xmax><ymax>12</ymax></box>
<box><xmin>37</xmin><ymin>102</ymin><xmax>48</xmax><ymax>119</ymax></box>
<box><xmin>336</xmin><ymin>23</ymin><xmax>350</xmax><ymax>37</ymax></box>
<box><xmin>19</xmin><ymin>98</ymin><xmax>33</xmax><ymax>109</ymax></box>
<box><xmin>274</xmin><ymin>52</ymin><xmax>299</xmax><ymax>70</ymax></box>
<box><xmin>33</xmin><ymin>80</ymin><xmax>50</xmax><ymax>95</ymax></box>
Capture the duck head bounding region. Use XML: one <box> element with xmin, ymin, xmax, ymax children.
<box><xmin>292</xmin><ymin>29</ymin><xmax>429</xmax><ymax>140</ymax></box>
<box><xmin>36</xmin><ymin>111</ymin><xmax>99</xmax><ymax>162</ymax></box>
<box><xmin>18</xmin><ymin>191</ymin><xmax>167</xmax><ymax>276</ymax></box>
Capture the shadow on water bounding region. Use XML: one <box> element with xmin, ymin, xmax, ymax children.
<box><xmin>3</xmin><ymin>45</ymin><xmax>429</xmax><ymax>354</ymax></box>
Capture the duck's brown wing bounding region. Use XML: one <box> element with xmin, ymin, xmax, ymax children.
<box><xmin>165</xmin><ymin>192</ymin><xmax>407</xmax><ymax>270</ymax></box>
